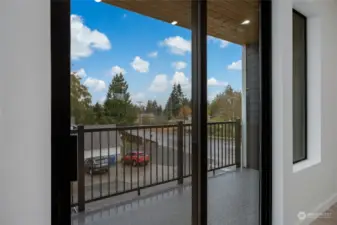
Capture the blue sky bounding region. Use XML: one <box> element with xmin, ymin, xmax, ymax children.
<box><xmin>71</xmin><ymin>0</ymin><xmax>242</xmax><ymax>106</ymax></box>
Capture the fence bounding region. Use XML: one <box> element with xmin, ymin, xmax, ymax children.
<box><xmin>70</xmin><ymin>120</ymin><xmax>241</xmax><ymax>211</ymax></box>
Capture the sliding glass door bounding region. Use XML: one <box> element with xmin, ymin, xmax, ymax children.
<box><xmin>51</xmin><ymin>0</ymin><xmax>272</xmax><ymax>225</ymax></box>
<box><xmin>191</xmin><ymin>0</ymin><xmax>272</xmax><ymax>225</ymax></box>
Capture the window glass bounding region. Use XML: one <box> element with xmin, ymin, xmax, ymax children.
<box><xmin>293</xmin><ymin>10</ymin><xmax>307</xmax><ymax>163</ymax></box>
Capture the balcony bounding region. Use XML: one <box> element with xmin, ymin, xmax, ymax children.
<box><xmin>69</xmin><ymin>121</ymin><xmax>259</xmax><ymax>225</ymax></box>
<box><xmin>72</xmin><ymin>169</ymin><xmax>258</xmax><ymax>225</ymax></box>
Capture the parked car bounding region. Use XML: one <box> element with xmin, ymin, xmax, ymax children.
<box><xmin>122</xmin><ymin>151</ymin><xmax>150</xmax><ymax>166</ymax></box>
<box><xmin>84</xmin><ymin>156</ymin><xmax>109</xmax><ymax>175</ymax></box>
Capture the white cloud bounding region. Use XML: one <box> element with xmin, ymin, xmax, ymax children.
<box><xmin>111</xmin><ymin>66</ymin><xmax>126</xmax><ymax>75</ymax></box>
<box><xmin>160</xmin><ymin>36</ymin><xmax>191</xmax><ymax>55</ymax></box>
<box><xmin>172</xmin><ymin>61</ymin><xmax>187</xmax><ymax>70</ymax></box>
<box><xmin>84</xmin><ymin>77</ymin><xmax>106</xmax><ymax>92</ymax></box>
<box><xmin>207</xmin><ymin>77</ymin><xmax>228</xmax><ymax>87</ymax></box>
<box><xmin>220</xmin><ymin>40</ymin><xmax>229</xmax><ymax>48</ymax></box>
<box><xmin>171</xmin><ymin>71</ymin><xmax>191</xmax><ymax>90</ymax></box>
<box><xmin>131</xmin><ymin>56</ymin><xmax>150</xmax><ymax>73</ymax></box>
<box><xmin>208</xmin><ymin>36</ymin><xmax>216</xmax><ymax>42</ymax></box>
<box><xmin>208</xmin><ymin>36</ymin><xmax>230</xmax><ymax>48</ymax></box>
<box><xmin>131</xmin><ymin>92</ymin><xmax>146</xmax><ymax>103</ymax></box>
<box><xmin>76</xmin><ymin>68</ymin><xmax>87</xmax><ymax>78</ymax></box>
<box><xmin>148</xmin><ymin>51</ymin><xmax>158</xmax><ymax>58</ymax></box>
<box><xmin>227</xmin><ymin>60</ymin><xmax>242</xmax><ymax>70</ymax></box>
<box><xmin>208</xmin><ymin>92</ymin><xmax>217</xmax><ymax>102</ymax></box>
<box><xmin>71</xmin><ymin>15</ymin><xmax>111</xmax><ymax>60</ymax></box>
<box><xmin>98</xmin><ymin>96</ymin><xmax>106</xmax><ymax>103</ymax></box>
<box><xmin>149</xmin><ymin>74</ymin><xmax>168</xmax><ymax>92</ymax></box>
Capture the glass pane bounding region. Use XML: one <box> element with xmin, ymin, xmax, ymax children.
<box><xmin>293</xmin><ymin>11</ymin><xmax>307</xmax><ymax>163</ymax></box>
<box><xmin>70</xmin><ymin>0</ymin><xmax>192</xmax><ymax>225</ymax></box>
<box><xmin>207</xmin><ymin>0</ymin><xmax>260</xmax><ymax>224</ymax></box>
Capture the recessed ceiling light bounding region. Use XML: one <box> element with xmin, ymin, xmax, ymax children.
<box><xmin>241</xmin><ymin>20</ymin><xmax>250</xmax><ymax>25</ymax></box>
<box><xmin>95</xmin><ymin>0</ymin><xmax>101</xmax><ymax>2</ymax></box>
<box><xmin>171</xmin><ymin>21</ymin><xmax>178</xmax><ymax>25</ymax></box>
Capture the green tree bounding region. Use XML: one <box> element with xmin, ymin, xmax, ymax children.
<box><xmin>157</xmin><ymin>105</ymin><xmax>163</xmax><ymax>115</ymax></box>
<box><xmin>164</xmin><ymin>84</ymin><xmax>185</xmax><ymax>118</ymax></box>
<box><xmin>104</xmin><ymin>73</ymin><xmax>137</xmax><ymax>125</ymax></box>
<box><xmin>92</xmin><ymin>102</ymin><xmax>110</xmax><ymax>124</ymax></box>
<box><xmin>70</xmin><ymin>72</ymin><xmax>95</xmax><ymax>124</ymax></box>
<box><xmin>182</xmin><ymin>97</ymin><xmax>191</xmax><ymax>108</ymax></box>
<box><xmin>209</xmin><ymin>85</ymin><xmax>242</xmax><ymax>120</ymax></box>
<box><xmin>145</xmin><ymin>100</ymin><xmax>162</xmax><ymax>115</ymax></box>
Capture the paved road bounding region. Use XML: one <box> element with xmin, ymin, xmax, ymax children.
<box><xmin>125</xmin><ymin>130</ymin><xmax>236</xmax><ymax>166</ymax></box>
<box><xmin>71</xmin><ymin>149</ymin><xmax>236</xmax><ymax>206</ymax></box>
<box><xmin>125</xmin><ymin>129</ymin><xmax>235</xmax><ymax>149</ymax></box>
<box><xmin>71</xmin><ymin>132</ymin><xmax>237</xmax><ymax>206</ymax></box>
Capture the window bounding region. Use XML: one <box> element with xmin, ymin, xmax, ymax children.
<box><xmin>293</xmin><ymin>10</ymin><xmax>307</xmax><ymax>163</ymax></box>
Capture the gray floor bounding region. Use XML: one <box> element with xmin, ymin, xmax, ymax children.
<box><xmin>72</xmin><ymin>169</ymin><xmax>259</xmax><ymax>225</ymax></box>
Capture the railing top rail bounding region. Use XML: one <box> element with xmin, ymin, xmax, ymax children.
<box><xmin>206</xmin><ymin>121</ymin><xmax>236</xmax><ymax>125</ymax></box>
<box><xmin>72</xmin><ymin>124</ymin><xmax>178</xmax><ymax>133</ymax></box>
<box><xmin>70</xmin><ymin>120</ymin><xmax>237</xmax><ymax>133</ymax></box>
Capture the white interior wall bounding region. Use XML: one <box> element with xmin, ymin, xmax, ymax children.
<box><xmin>272</xmin><ymin>0</ymin><xmax>337</xmax><ymax>224</ymax></box>
<box><xmin>1</xmin><ymin>0</ymin><xmax>337</xmax><ymax>225</ymax></box>
<box><xmin>0</xmin><ymin>1</ymin><xmax>51</xmax><ymax>225</ymax></box>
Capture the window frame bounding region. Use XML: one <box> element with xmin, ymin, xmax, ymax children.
<box><xmin>292</xmin><ymin>9</ymin><xmax>308</xmax><ymax>164</ymax></box>
<box><xmin>51</xmin><ymin>0</ymin><xmax>274</xmax><ymax>224</ymax></box>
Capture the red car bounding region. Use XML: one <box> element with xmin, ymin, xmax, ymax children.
<box><xmin>122</xmin><ymin>151</ymin><xmax>150</xmax><ymax>166</ymax></box>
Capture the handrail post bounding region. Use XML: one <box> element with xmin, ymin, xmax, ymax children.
<box><xmin>177</xmin><ymin>121</ymin><xmax>184</xmax><ymax>184</ymax></box>
<box><xmin>235</xmin><ymin>119</ymin><xmax>242</xmax><ymax>168</ymax></box>
<box><xmin>77</xmin><ymin>125</ymin><xmax>85</xmax><ymax>212</ymax></box>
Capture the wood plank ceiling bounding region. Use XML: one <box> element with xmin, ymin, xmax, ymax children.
<box><xmin>102</xmin><ymin>0</ymin><xmax>259</xmax><ymax>45</ymax></box>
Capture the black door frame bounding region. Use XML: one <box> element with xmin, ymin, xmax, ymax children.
<box><xmin>191</xmin><ymin>1</ymin><xmax>272</xmax><ymax>225</ymax></box>
<box><xmin>51</xmin><ymin>0</ymin><xmax>272</xmax><ymax>225</ymax></box>
<box><xmin>51</xmin><ymin>1</ymin><xmax>71</xmax><ymax>225</ymax></box>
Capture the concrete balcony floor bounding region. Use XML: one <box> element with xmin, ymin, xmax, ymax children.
<box><xmin>72</xmin><ymin>169</ymin><xmax>259</xmax><ymax>225</ymax></box>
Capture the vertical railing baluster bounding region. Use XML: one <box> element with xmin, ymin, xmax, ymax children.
<box><xmin>184</xmin><ymin>125</ymin><xmax>186</xmax><ymax>176</ymax></box>
<box><xmin>230</xmin><ymin>122</ymin><xmax>233</xmax><ymax>165</ymax></box>
<box><xmin>225</xmin><ymin>123</ymin><xmax>227</xmax><ymax>166</ymax></box>
<box><xmin>130</xmin><ymin>129</ymin><xmax>132</xmax><ymax>191</ymax></box>
<box><xmin>114</xmin><ymin>129</ymin><xmax>118</xmax><ymax>194</ymax></box>
<box><xmin>162</xmin><ymin>127</ymin><xmax>164</xmax><ymax>182</ymax></box>
<box><xmin>150</xmin><ymin>127</ymin><xmax>152</xmax><ymax>185</ymax></box>
<box><xmin>221</xmin><ymin>123</ymin><xmax>224</xmax><ymax>168</ymax></box>
<box><xmin>189</xmin><ymin>125</ymin><xmax>191</xmax><ymax>176</ymax></box>
<box><xmin>167</xmin><ymin>126</ymin><xmax>170</xmax><ymax>181</ymax></box>
<box><xmin>108</xmin><ymin>130</ymin><xmax>111</xmax><ymax>196</ymax></box>
<box><xmin>213</xmin><ymin>124</ymin><xmax>216</xmax><ymax>175</ymax></box>
<box><xmin>235</xmin><ymin>119</ymin><xmax>242</xmax><ymax>168</ymax></box>
<box><xmin>99</xmin><ymin>131</ymin><xmax>102</xmax><ymax>197</ymax></box>
<box><xmin>77</xmin><ymin>125</ymin><xmax>85</xmax><ymax>212</ymax></box>
<box><xmin>228</xmin><ymin>123</ymin><xmax>231</xmax><ymax>165</ymax></box>
<box><xmin>207</xmin><ymin>124</ymin><xmax>210</xmax><ymax>171</ymax></box>
<box><xmin>90</xmin><ymin>132</ymin><xmax>93</xmax><ymax>200</ymax></box>
<box><xmin>218</xmin><ymin>123</ymin><xmax>220</xmax><ymax>169</ymax></box>
<box><xmin>232</xmin><ymin>122</ymin><xmax>235</xmax><ymax>165</ymax></box>
<box><xmin>143</xmin><ymin>128</ymin><xmax>146</xmax><ymax>187</ymax></box>
<box><xmin>156</xmin><ymin>127</ymin><xmax>158</xmax><ymax>184</ymax></box>
<box><xmin>173</xmin><ymin>125</ymin><xmax>175</xmax><ymax>179</ymax></box>
<box><xmin>177</xmin><ymin>122</ymin><xmax>184</xmax><ymax>184</ymax></box>
<box><xmin>137</xmin><ymin>127</ymin><xmax>140</xmax><ymax>195</ymax></box>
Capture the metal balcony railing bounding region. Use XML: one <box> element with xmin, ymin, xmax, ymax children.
<box><xmin>70</xmin><ymin>120</ymin><xmax>241</xmax><ymax>212</ymax></box>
